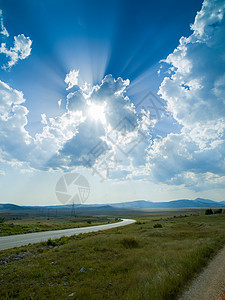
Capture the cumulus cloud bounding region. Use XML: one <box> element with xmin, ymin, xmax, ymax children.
<box><xmin>1</xmin><ymin>0</ymin><xmax>224</xmax><ymax>193</ymax></box>
<box><xmin>0</xmin><ymin>11</ymin><xmax>32</xmax><ymax>69</ymax></box>
<box><xmin>0</xmin><ymin>34</ymin><xmax>32</xmax><ymax>69</ymax></box>
<box><xmin>0</xmin><ymin>80</ymin><xmax>84</xmax><ymax>171</ymax></box>
<box><xmin>0</xmin><ymin>10</ymin><xmax>9</xmax><ymax>37</ymax></box>
<box><xmin>32</xmin><ymin>110</ymin><xmax>85</xmax><ymax>170</ymax></box>
<box><xmin>0</xmin><ymin>10</ymin><xmax>150</xmax><ymax>177</ymax></box>
<box><xmin>159</xmin><ymin>0</ymin><xmax>225</xmax><ymax>127</ymax></box>
<box><xmin>0</xmin><ymin>78</ymin><xmax>86</xmax><ymax>171</ymax></box>
<box><xmin>0</xmin><ymin>80</ymin><xmax>32</xmax><ymax>164</ymax></box>
<box><xmin>148</xmin><ymin>0</ymin><xmax>225</xmax><ymax>189</ymax></box>
<box><xmin>65</xmin><ymin>70</ymin><xmax>79</xmax><ymax>90</ymax></box>
<box><xmin>47</xmin><ymin>120</ymin><xmax>107</xmax><ymax>170</ymax></box>
<box><xmin>147</xmin><ymin>130</ymin><xmax>225</xmax><ymax>188</ymax></box>
<box><xmin>43</xmin><ymin>74</ymin><xmax>150</xmax><ymax>172</ymax></box>
<box><xmin>58</xmin><ymin>99</ymin><xmax>62</xmax><ymax>107</ymax></box>
<box><xmin>0</xmin><ymin>72</ymin><xmax>152</xmax><ymax>174</ymax></box>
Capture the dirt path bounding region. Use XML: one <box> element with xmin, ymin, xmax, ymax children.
<box><xmin>179</xmin><ymin>245</ymin><xmax>225</xmax><ymax>300</ymax></box>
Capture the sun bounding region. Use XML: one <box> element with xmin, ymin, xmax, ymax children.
<box><xmin>87</xmin><ymin>102</ymin><xmax>106</xmax><ymax>124</ymax></box>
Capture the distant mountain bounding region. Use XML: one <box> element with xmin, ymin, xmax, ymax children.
<box><xmin>0</xmin><ymin>198</ymin><xmax>224</xmax><ymax>211</ymax></box>
<box><xmin>109</xmin><ymin>198</ymin><xmax>225</xmax><ymax>209</ymax></box>
<box><xmin>194</xmin><ymin>198</ymin><xmax>216</xmax><ymax>204</ymax></box>
<box><xmin>109</xmin><ymin>200</ymin><xmax>153</xmax><ymax>209</ymax></box>
<box><xmin>0</xmin><ymin>204</ymin><xmax>25</xmax><ymax>210</ymax></box>
<box><xmin>0</xmin><ymin>203</ymin><xmax>113</xmax><ymax>210</ymax></box>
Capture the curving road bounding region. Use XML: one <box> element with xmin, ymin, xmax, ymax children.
<box><xmin>0</xmin><ymin>218</ymin><xmax>136</xmax><ymax>251</ymax></box>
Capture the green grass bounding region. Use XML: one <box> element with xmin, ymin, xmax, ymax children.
<box><xmin>0</xmin><ymin>213</ymin><xmax>225</xmax><ymax>299</ymax></box>
<box><xmin>0</xmin><ymin>216</ymin><xmax>117</xmax><ymax>236</ymax></box>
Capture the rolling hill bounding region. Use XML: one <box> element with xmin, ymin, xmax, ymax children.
<box><xmin>0</xmin><ymin>198</ymin><xmax>224</xmax><ymax>211</ymax></box>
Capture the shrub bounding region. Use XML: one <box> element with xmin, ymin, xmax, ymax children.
<box><xmin>153</xmin><ymin>223</ymin><xmax>162</xmax><ymax>228</ymax></box>
<box><xmin>205</xmin><ymin>209</ymin><xmax>213</xmax><ymax>215</ymax></box>
<box><xmin>136</xmin><ymin>221</ymin><xmax>145</xmax><ymax>225</ymax></box>
<box><xmin>46</xmin><ymin>238</ymin><xmax>57</xmax><ymax>247</ymax></box>
<box><xmin>214</xmin><ymin>209</ymin><xmax>222</xmax><ymax>214</ymax></box>
<box><xmin>136</xmin><ymin>221</ymin><xmax>142</xmax><ymax>225</ymax></box>
<box><xmin>0</xmin><ymin>218</ymin><xmax>5</xmax><ymax>223</ymax></box>
<box><xmin>87</xmin><ymin>219</ymin><xmax>92</xmax><ymax>224</ymax></box>
<box><xmin>121</xmin><ymin>237</ymin><xmax>139</xmax><ymax>248</ymax></box>
<box><xmin>59</xmin><ymin>236</ymin><xmax>67</xmax><ymax>245</ymax></box>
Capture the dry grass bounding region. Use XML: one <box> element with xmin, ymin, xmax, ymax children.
<box><xmin>0</xmin><ymin>216</ymin><xmax>114</xmax><ymax>236</ymax></box>
<box><xmin>0</xmin><ymin>213</ymin><xmax>224</xmax><ymax>299</ymax></box>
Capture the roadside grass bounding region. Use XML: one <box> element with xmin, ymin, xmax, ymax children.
<box><xmin>0</xmin><ymin>213</ymin><xmax>224</xmax><ymax>299</ymax></box>
<box><xmin>0</xmin><ymin>216</ymin><xmax>116</xmax><ymax>236</ymax></box>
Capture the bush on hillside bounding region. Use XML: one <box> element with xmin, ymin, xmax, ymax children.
<box><xmin>121</xmin><ymin>237</ymin><xmax>139</xmax><ymax>248</ymax></box>
<box><xmin>153</xmin><ymin>223</ymin><xmax>163</xmax><ymax>228</ymax></box>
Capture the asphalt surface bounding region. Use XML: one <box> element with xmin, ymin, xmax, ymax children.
<box><xmin>0</xmin><ymin>218</ymin><xmax>136</xmax><ymax>251</ymax></box>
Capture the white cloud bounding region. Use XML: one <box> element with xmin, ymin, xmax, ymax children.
<box><xmin>159</xmin><ymin>0</ymin><xmax>225</xmax><ymax>127</ymax></box>
<box><xmin>58</xmin><ymin>99</ymin><xmax>62</xmax><ymax>107</ymax></box>
<box><xmin>0</xmin><ymin>10</ymin><xmax>32</xmax><ymax>69</ymax></box>
<box><xmin>0</xmin><ymin>11</ymin><xmax>32</xmax><ymax>69</ymax></box>
<box><xmin>0</xmin><ymin>78</ymin><xmax>84</xmax><ymax>171</ymax></box>
<box><xmin>147</xmin><ymin>130</ymin><xmax>225</xmax><ymax>189</ymax></box>
<box><xmin>32</xmin><ymin>110</ymin><xmax>85</xmax><ymax>170</ymax></box>
<box><xmin>148</xmin><ymin>0</ymin><xmax>225</xmax><ymax>189</ymax></box>
<box><xmin>41</xmin><ymin>113</ymin><xmax>47</xmax><ymax>125</ymax></box>
<box><xmin>0</xmin><ymin>10</ymin><xmax>9</xmax><ymax>37</ymax></box>
<box><xmin>13</xmin><ymin>34</ymin><xmax>32</xmax><ymax>59</ymax></box>
<box><xmin>65</xmin><ymin>70</ymin><xmax>79</xmax><ymax>90</ymax></box>
<box><xmin>44</xmin><ymin>74</ymin><xmax>149</xmax><ymax>172</ymax></box>
<box><xmin>0</xmin><ymin>71</ymin><xmax>152</xmax><ymax>174</ymax></box>
<box><xmin>0</xmin><ymin>34</ymin><xmax>32</xmax><ymax>69</ymax></box>
<box><xmin>1</xmin><ymin>0</ymin><xmax>225</xmax><ymax>194</ymax></box>
<box><xmin>0</xmin><ymin>80</ymin><xmax>32</xmax><ymax>164</ymax></box>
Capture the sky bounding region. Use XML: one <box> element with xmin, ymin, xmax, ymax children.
<box><xmin>0</xmin><ymin>0</ymin><xmax>225</xmax><ymax>206</ymax></box>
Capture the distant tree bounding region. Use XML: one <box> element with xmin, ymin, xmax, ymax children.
<box><xmin>205</xmin><ymin>209</ymin><xmax>213</xmax><ymax>215</ymax></box>
<box><xmin>214</xmin><ymin>208</ymin><xmax>222</xmax><ymax>214</ymax></box>
<box><xmin>0</xmin><ymin>218</ymin><xmax>5</xmax><ymax>223</ymax></box>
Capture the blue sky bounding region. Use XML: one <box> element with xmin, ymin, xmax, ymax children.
<box><xmin>0</xmin><ymin>0</ymin><xmax>225</xmax><ymax>205</ymax></box>
<box><xmin>0</xmin><ymin>0</ymin><xmax>202</xmax><ymax>128</ymax></box>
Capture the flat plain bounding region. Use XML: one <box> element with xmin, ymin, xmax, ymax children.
<box><xmin>0</xmin><ymin>210</ymin><xmax>225</xmax><ymax>299</ymax></box>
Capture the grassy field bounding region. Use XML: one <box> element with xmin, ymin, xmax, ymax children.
<box><xmin>0</xmin><ymin>212</ymin><xmax>225</xmax><ymax>299</ymax></box>
<box><xmin>0</xmin><ymin>216</ymin><xmax>117</xmax><ymax>236</ymax></box>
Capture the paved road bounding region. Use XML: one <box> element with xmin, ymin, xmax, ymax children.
<box><xmin>179</xmin><ymin>244</ymin><xmax>225</xmax><ymax>300</ymax></box>
<box><xmin>0</xmin><ymin>218</ymin><xmax>136</xmax><ymax>251</ymax></box>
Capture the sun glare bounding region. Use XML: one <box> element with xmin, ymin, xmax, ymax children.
<box><xmin>88</xmin><ymin>102</ymin><xmax>106</xmax><ymax>124</ymax></box>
